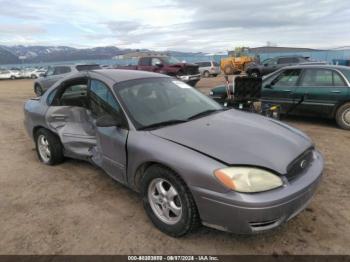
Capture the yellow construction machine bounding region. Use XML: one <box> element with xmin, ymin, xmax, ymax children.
<box><xmin>220</xmin><ymin>47</ymin><xmax>255</xmax><ymax>75</ymax></box>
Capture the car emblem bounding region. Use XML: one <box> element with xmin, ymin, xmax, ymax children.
<box><xmin>300</xmin><ymin>159</ymin><xmax>307</xmax><ymax>169</ymax></box>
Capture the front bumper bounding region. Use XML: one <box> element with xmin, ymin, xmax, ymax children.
<box><xmin>177</xmin><ymin>74</ymin><xmax>201</xmax><ymax>83</ymax></box>
<box><xmin>191</xmin><ymin>150</ymin><xmax>324</xmax><ymax>234</ymax></box>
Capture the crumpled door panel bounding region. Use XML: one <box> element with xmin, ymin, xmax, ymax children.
<box><xmin>45</xmin><ymin>106</ymin><xmax>97</xmax><ymax>159</ymax></box>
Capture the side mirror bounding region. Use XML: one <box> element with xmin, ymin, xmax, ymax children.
<box><xmin>96</xmin><ymin>114</ymin><xmax>122</xmax><ymax>127</ymax></box>
<box><xmin>155</xmin><ymin>62</ymin><xmax>163</xmax><ymax>67</ymax></box>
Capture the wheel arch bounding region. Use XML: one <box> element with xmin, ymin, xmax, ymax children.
<box><xmin>34</xmin><ymin>82</ymin><xmax>42</xmax><ymax>88</ymax></box>
<box><xmin>32</xmin><ymin>126</ymin><xmax>61</xmax><ymax>143</ymax></box>
<box><xmin>332</xmin><ymin>100</ymin><xmax>350</xmax><ymax>118</ymax></box>
<box><xmin>203</xmin><ymin>70</ymin><xmax>210</xmax><ymax>76</ymax></box>
<box><xmin>132</xmin><ymin>161</ymin><xmax>185</xmax><ymax>193</ymax></box>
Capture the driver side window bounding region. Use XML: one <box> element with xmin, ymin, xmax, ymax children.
<box><xmin>271</xmin><ymin>69</ymin><xmax>301</xmax><ymax>87</ymax></box>
<box><xmin>89</xmin><ymin>79</ymin><xmax>120</xmax><ymax>117</ymax></box>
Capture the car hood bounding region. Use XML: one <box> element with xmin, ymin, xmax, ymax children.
<box><xmin>150</xmin><ymin>110</ymin><xmax>312</xmax><ymax>174</ymax></box>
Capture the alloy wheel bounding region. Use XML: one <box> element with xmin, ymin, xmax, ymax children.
<box><xmin>37</xmin><ymin>134</ymin><xmax>51</xmax><ymax>163</ymax></box>
<box><xmin>148</xmin><ymin>178</ymin><xmax>182</xmax><ymax>225</ymax></box>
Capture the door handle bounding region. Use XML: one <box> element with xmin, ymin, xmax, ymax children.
<box><xmin>52</xmin><ymin>114</ymin><xmax>67</xmax><ymax>121</ymax></box>
<box><xmin>331</xmin><ymin>90</ymin><xmax>341</xmax><ymax>93</ymax></box>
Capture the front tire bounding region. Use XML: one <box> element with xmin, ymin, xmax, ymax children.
<box><xmin>35</xmin><ymin>128</ymin><xmax>64</xmax><ymax>165</ymax></box>
<box><xmin>34</xmin><ymin>84</ymin><xmax>43</xmax><ymax>96</ymax></box>
<box><xmin>336</xmin><ymin>103</ymin><xmax>350</xmax><ymax>130</ymax></box>
<box><xmin>203</xmin><ymin>71</ymin><xmax>210</xmax><ymax>78</ymax></box>
<box><xmin>141</xmin><ymin>165</ymin><xmax>200</xmax><ymax>237</ymax></box>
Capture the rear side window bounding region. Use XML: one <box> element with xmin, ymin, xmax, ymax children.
<box><xmin>197</xmin><ymin>62</ymin><xmax>213</xmax><ymax>67</ymax></box>
<box><xmin>76</xmin><ymin>65</ymin><xmax>100</xmax><ymax>71</ymax></box>
<box><xmin>54</xmin><ymin>66</ymin><xmax>71</xmax><ymax>75</ymax></box>
<box><xmin>333</xmin><ymin>72</ymin><xmax>346</xmax><ymax>86</ymax></box>
<box><xmin>340</xmin><ymin>69</ymin><xmax>350</xmax><ymax>83</ymax></box>
<box><xmin>300</xmin><ymin>69</ymin><xmax>346</xmax><ymax>87</ymax></box>
<box><xmin>277</xmin><ymin>57</ymin><xmax>299</xmax><ymax>64</ymax></box>
<box><xmin>139</xmin><ymin>57</ymin><xmax>151</xmax><ymax>66</ymax></box>
<box><xmin>271</xmin><ymin>69</ymin><xmax>301</xmax><ymax>87</ymax></box>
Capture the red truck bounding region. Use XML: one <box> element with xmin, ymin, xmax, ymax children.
<box><xmin>115</xmin><ymin>56</ymin><xmax>201</xmax><ymax>86</ymax></box>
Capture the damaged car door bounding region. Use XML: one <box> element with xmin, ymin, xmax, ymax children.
<box><xmin>88</xmin><ymin>79</ymin><xmax>129</xmax><ymax>184</ymax></box>
<box><xmin>46</xmin><ymin>77</ymin><xmax>97</xmax><ymax>159</ymax></box>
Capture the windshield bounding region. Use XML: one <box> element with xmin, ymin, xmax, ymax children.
<box><xmin>115</xmin><ymin>78</ymin><xmax>223</xmax><ymax>129</ymax></box>
<box><xmin>161</xmin><ymin>56</ymin><xmax>181</xmax><ymax>65</ymax></box>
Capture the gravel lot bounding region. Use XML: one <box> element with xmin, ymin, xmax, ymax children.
<box><xmin>0</xmin><ymin>77</ymin><xmax>349</xmax><ymax>255</ymax></box>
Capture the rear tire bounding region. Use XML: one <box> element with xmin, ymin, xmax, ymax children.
<box><xmin>203</xmin><ymin>71</ymin><xmax>210</xmax><ymax>78</ymax></box>
<box><xmin>35</xmin><ymin>128</ymin><xmax>64</xmax><ymax>165</ymax></box>
<box><xmin>336</xmin><ymin>103</ymin><xmax>350</xmax><ymax>130</ymax></box>
<box><xmin>141</xmin><ymin>165</ymin><xmax>200</xmax><ymax>237</ymax></box>
<box><xmin>10</xmin><ymin>76</ymin><xmax>16</xmax><ymax>80</ymax></box>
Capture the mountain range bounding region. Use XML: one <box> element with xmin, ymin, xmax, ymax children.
<box><xmin>0</xmin><ymin>45</ymin><xmax>206</xmax><ymax>65</ymax></box>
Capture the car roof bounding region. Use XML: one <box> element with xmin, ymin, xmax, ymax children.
<box><xmin>90</xmin><ymin>69</ymin><xmax>169</xmax><ymax>83</ymax></box>
<box><xmin>269</xmin><ymin>55</ymin><xmax>307</xmax><ymax>59</ymax></box>
<box><xmin>281</xmin><ymin>64</ymin><xmax>350</xmax><ymax>71</ymax></box>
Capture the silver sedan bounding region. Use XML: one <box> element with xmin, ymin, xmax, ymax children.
<box><xmin>24</xmin><ymin>69</ymin><xmax>323</xmax><ymax>237</ymax></box>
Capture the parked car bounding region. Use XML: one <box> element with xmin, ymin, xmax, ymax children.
<box><xmin>22</xmin><ymin>68</ymin><xmax>47</xmax><ymax>79</ymax></box>
<box><xmin>209</xmin><ymin>65</ymin><xmax>350</xmax><ymax>130</ymax></box>
<box><xmin>0</xmin><ymin>69</ymin><xmax>21</xmax><ymax>80</ymax></box>
<box><xmin>115</xmin><ymin>56</ymin><xmax>201</xmax><ymax>86</ymax></box>
<box><xmin>33</xmin><ymin>64</ymin><xmax>101</xmax><ymax>96</ymax></box>
<box><xmin>195</xmin><ymin>61</ymin><xmax>220</xmax><ymax>77</ymax></box>
<box><xmin>245</xmin><ymin>56</ymin><xmax>325</xmax><ymax>77</ymax></box>
<box><xmin>24</xmin><ymin>69</ymin><xmax>323</xmax><ymax>236</ymax></box>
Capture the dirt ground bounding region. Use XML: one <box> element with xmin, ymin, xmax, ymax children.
<box><xmin>0</xmin><ymin>77</ymin><xmax>349</xmax><ymax>255</ymax></box>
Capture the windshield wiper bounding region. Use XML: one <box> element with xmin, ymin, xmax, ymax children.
<box><xmin>187</xmin><ymin>109</ymin><xmax>225</xmax><ymax>120</ymax></box>
<box><xmin>139</xmin><ymin>119</ymin><xmax>188</xmax><ymax>130</ymax></box>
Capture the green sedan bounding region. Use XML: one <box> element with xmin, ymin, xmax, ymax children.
<box><xmin>209</xmin><ymin>65</ymin><xmax>350</xmax><ymax>130</ymax></box>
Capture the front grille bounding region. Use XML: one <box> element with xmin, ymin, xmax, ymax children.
<box><xmin>286</xmin><ymin>148</ymin><xmax>314</xmax><ymax>181</ymax></box>
<box><xmin>185</xmin><ymin>66</ymin><xmax>199</xmax><ymax>75</ymax></box>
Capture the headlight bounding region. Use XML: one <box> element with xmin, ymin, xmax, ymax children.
<box><xmin>214</xmin><ymin>167</ymin><xmax>283</xmax><ymax>193</ymax></box>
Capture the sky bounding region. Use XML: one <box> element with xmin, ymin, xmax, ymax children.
<box><xmin>0</xmin><ymin>0</ymin><xmax>350</xmax><ymax>52</ymax></box>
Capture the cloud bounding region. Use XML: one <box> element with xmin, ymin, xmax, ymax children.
<box><xmin>0</xmin><ymin>24</ymin><xmax>46</xmax><ymax>35</ymax></box>
<box><xmin>0</xmin><ymin>0</ymin><xmax>349</xmax><ymax>51</ymax></box>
